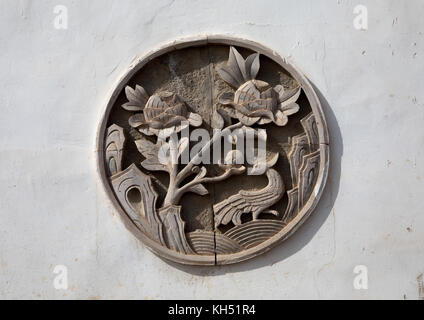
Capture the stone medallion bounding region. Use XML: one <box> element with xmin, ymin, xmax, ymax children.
<box><xmin>97</xmin><ymin>36</ymin><xmax>329</xmax><ymax>265</ymax></box>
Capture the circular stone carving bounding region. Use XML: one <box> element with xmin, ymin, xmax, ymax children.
<box><xmin>97</xmin><ymin>36</ymin><xmax>329</xmax><ymax>265</ymax></box>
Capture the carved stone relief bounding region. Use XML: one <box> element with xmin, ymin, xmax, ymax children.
<box><xmin>97</xmin><ymin>36</ymin><xmax>329</xmax><ymax>265</ymax></box>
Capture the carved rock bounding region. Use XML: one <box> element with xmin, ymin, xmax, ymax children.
<box><xmin>111</xmin><ymin>164</ymin><xmax>164</xmax><ymax>244</ymax></box>
<box><xmin>105</xmin><ymin>124</ymin><xmax>125</xmax><ymax>176</ymax></box>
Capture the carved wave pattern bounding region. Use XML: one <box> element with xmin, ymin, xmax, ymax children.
<box><xmin>224</xmin><ymin>220</ymin><xmax>285</xmax><ymax>249</ymax></box>
<box><xmin>187</xmin><ymin>231</ymin><xmax>242</xmax><ymax>255</ymax></box>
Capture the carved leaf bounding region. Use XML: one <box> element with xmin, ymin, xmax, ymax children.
<box><xmin>187</xmin><ymin>112</ymin><xmax>202</xmax><ymax>127</ymax></box>
<box><xmin>122</xmin><ymin>85</ymin><xmax>149</xmax><ymax>111</ymax></box>
<box><xmin>218</xmin><ymin>47</ymin><xmax>261</xmax><ymax>89</ymax></box>
<box><xmin>216</xmin><ymin>108</ymin><xmax>233</xmax><ymax>126</ymax></box>
<box><xmin>128</xmin><ymin>113</ymin><xmax>146</xmax><ymax>128</ymax></box>
<box><xmin>140</xmin><ymin>158</ymin><xmax>168</xmax><ymax>172</ymax></box>
<box><xmin>228</xmin><ymin>47</ymin><xmax>246</xmax><ymax>86</ymax></box>
<box><xmin>186</xmin><ymin>184</ymin><xmax>209</xmax><ymax>196</ymax></box>
<box><xmin>135</xmin><ymin>138</ymin><xmax>155</xmax><ymax>157</ymax></box>
<box><xmin>135</xmin><ymin>139</ymin><xmax>170</xmax><ymax>172</ymax></box>
<box><xmin>211</xmin><ymin>110</ymin><xmax>224</xmax><ymax>130</ymax></box>
<box><xmin>217</xmin><ymin>66</ymin><xmax>241</xmax><ymax>89</ymax></box>
<box><xmin>245</xmin><ymin>53</ymin><xmax>260</xmax><ymax>79</ymax></box>
<box><xmin>231</xmin><ymin>46</ymin><xmax>249</xmax><ymax>81</ymax></box>
<box><xmin>279</xmin><ymin>86</ymin><xmax>302</xmax><ymax>108</ymax></box>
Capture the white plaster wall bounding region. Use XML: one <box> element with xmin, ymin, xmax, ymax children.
<box><xmin>0</xmin><ymin>0</ymin><xmax>423</xmax><ymax>299</ymax></box>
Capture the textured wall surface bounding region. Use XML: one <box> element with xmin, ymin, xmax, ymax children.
<box><xmin>0</xmin><ymin>0</ymin><xmax>423</xmax><ymax>299</ymax></box>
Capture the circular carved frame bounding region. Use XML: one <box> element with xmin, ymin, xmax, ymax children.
<box><xmin>96</xmin><ymin>35</ymin><xmax>329</xmax><ymax>265</ymax></box>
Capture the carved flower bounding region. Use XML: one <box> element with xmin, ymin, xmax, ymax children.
<box><xmin>218</xmin><ymin>46</ymin><xmax>301</xmax><ymax>126</ymax></box>
<box><xmin>122</xmin><ymin>85</ymin><xmax>202</xmax><ymax>136</ymax></box>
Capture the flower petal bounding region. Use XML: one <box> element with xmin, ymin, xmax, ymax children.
<box><xmin>233</xmin><ymin>103</ymin><xmax>253</xmax><ymax>116</ymax></box>
<box><xmin>245</xmin><ymin>53</ymin><xmax>260</xmax><ymax>79</ymax></box>
<box><xmin>258</xmin><ymin>117</ymin><xmax>273</xmax><ymax>125</ymax></box>
<box><xmin>122</xmin><ymin>101</ymin><xmax>144</xmax><ymax>112</ymax></box>
<box><xmin>125</xmin><ymin>85</ymin><xmax>149</xmax><ymax>107</ymax></box>
<box><xmin>228</xmin><ymin>47</ymin><xmax>247</xmax><ymax>85</ymax></box>
<box><xmin>218</xmin><ymin>92</ymin><xmax>235</xmax><ymax>105</ymax></box>
<box><xmin>158</xmin><ymin>126</ymin><xmax>179</xmax><ymax>138</ymax></box>
<box><xmin>138</xmin><ymin>127</ymin><xmax>155</xmax><ymax>136</ymax></box>
<box><xmin>253</xmin><ymin>80</ymin><xmax>270</xmax><ymax>91</ymax></box>
<box><xmin>217</xmin><ymin>66</ymin><xmax>242</xmax><ymax>89</ymax></box>
<box><xmin>146</xmin><ymin>95</ymin><xmax>166</xmax><ymax>109</ymax></box>
<box><xmin>248</xmin><ymin>109</ymin><xmax>275</xmax><ymax>120</ymax></box>
<box><xmin>163</xmin><ymin>115</ymin><xmax>187</xmax><ymax>128</ymax></box>
<box><xmin>220</xmin><ymin>106</ymin><xmax>238</xmax><ymax>119</ymax></box>
<box><xmin>237</xmin><ymin>81</ymin><xmax>260</xmax><ymax>100</ymax></box>
<box><xmin>168</xmin><ymin>121</ymin><xmax>189</xmax><ymax>137</ymax></box>
<box><xmin>158</xmin><ymin>91</ymin><xmax>174</xmax><ymax>99</ymax></box>
<box><xmin>238</xmin><ymin>113</ymin><xmax>260</xmax><ymax>126</ymax></box>
<box><xmin>279</xmin><ymin>86</ymin><xmax>302</xmax><ymax>107</ymax></box>
<box><xmin>280</xmin><ymin>102</ymin><xmax>300</xmax><ymax>116</ymax></box>
<box><xmin>149</xmin><ymin>119</ymin><xmax>165</xmax><ymax>129</ymax></box>
<box><xmin>230</xmin><ymin>46</ymin><xmax>249</xmax><ymax>81</ymax></box>
<box><xmin>128</xmin><ymin>113</ymin><xmax>146</xmax><ymax>128</ymax></box>
<box><xmin>274</xmin><ymin>85</ymin><xmax>285</xmax><ymax>99</ymax></box>
<box><xmin>273</xmin><ymin>110</ymin><xmax>289</xmax><ymax>126</ymax></box>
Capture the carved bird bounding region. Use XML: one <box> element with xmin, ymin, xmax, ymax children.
<box><xmin>213</xmin><ymin>153</ymin><xmax>285</xmax><ymax>228</ymax></box>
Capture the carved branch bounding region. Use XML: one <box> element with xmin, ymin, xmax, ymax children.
<box><xmin>175</xmin><ymin>165</ymin><xmax>246</xmax><ymax>201</ymax></box>
<box><xmin>200</xmin><ymin>166</ymin><xmax>246</xmax><ymax>184</ymax></box>
<box><xmin>175</xmin><ymin>122</ymin><xmax>244</xmax><ymax>186</ymax></box>
<box><xmin>162</xmin><ymin>122</ymin><xmax>244</xmax><ymax>206</ymax></box>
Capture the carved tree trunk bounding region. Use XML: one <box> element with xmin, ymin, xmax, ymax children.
<box><xmin>158</xmin><ymin>205</ymin><xmax>193</xmax><ymax>254</ymax></box>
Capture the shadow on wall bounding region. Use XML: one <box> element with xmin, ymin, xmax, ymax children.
<box><xmin>162</xmin><ymin>83</ymin><xmax>343</xmax><ymax>276</ymax></box>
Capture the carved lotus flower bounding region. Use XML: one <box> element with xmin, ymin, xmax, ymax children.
<box><xmin>122</xmin><ymin>85</ymin><xmax>202</xmax><ymax>136</ymax></box>
<box><xmin>218</xmin><ymin>47</ymin><xmax>301</xmax><ymax>126</ymax></box>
